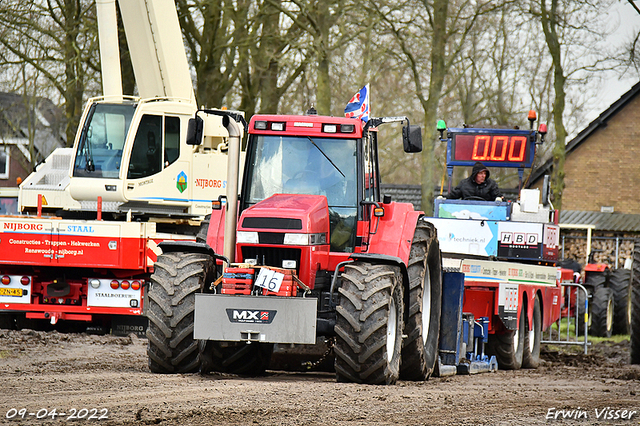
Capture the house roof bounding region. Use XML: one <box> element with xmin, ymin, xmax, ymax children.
<box><xmin>560</xmin><ymin>210</ymin><xmax>640</xmax><ymax>232</ymax></box>
<box><xmin>527</xmin><ymin>80</ymin><xmax>640</xmax><ymax>186</ymax></box>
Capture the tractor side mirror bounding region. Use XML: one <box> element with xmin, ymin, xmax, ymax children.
<box><xmin>402</xmin><ymin>125</ymin><xmax>422</xmax><ymax>153</ymax></box>
<box><xmin>186</xmin><ymin>116</ymin><xmax>204</xmax><ymax>145</ymax></box>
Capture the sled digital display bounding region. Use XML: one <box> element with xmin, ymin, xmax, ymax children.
<box><xmin>447</xmin><ymin>129</ymin><xmax>536</xmax><ymax>168</ymax></box>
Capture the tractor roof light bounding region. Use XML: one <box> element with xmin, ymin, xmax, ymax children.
<box><xmin>1</xmin><ymin>276</ymin><xmax>10</xmax><ymax>285</ymax></box>
<box><xmin>340</xmin><ymin>124</ymin><xmax>355</xmax><ymax>133</ymax></box>
<box><xmin>270</xmin><ymin>122</ymin><xmax>285</xmax><ymax>131</ymax></box>
<box><xmin>322</xmin><ymin>124</ymin><xmax>337</xmax><ymax>133</ymax></box>
<box><xmin>254</xmin><ymin>121</ymin><xmax>268</xmax><ymax>130</ymax></box>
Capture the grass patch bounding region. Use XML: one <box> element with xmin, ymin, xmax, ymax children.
<box><xmin>0</xmin><ymin>350</ymin><xmax>12</xmax><ymax>359</ymax></box>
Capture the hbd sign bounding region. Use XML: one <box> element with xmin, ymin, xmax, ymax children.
<box><xmin>500</xmin><ymin>232</ymin><xmax>538</xmax><ymax>246</ymax></box>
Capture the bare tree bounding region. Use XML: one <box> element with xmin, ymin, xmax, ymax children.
<box><xmin>0</xmin><ymin>0</ymin><xmax>100</xmax><ymax>147</ymax></box>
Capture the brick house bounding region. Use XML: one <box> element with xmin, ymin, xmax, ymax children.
<box><xmin>0</xmin><ymin>92</ymin><xmax>66</xmax><ymax>188</ymax></box>
<box><xmin>527</xmin><ymin>81</ymin><xmax>640</xmax><ymax>266</ymax></box>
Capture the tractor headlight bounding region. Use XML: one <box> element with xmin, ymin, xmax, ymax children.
<box><xmin>236</xmin><ymin>231</ymin><xmax>259</xmax><ymax>244</ymax></box>
<box><xmin>283</xmin><ymin>233</ymin><xmax>327</xmax><ymax>246</ymax></box>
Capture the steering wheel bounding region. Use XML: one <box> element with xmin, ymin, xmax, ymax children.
<box><xmin>463</xmin><ymin>196</ymin><xmax>486</xmax><ymax>201</ymax></box>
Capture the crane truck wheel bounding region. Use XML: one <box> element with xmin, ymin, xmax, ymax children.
<box><xmin>195</xmin><ymin>214</ymin><xmax>211</xmax><ymax>244</ymax></box>
<box><xmin>400</xmin><ymin>221</ymin><xmax>442</xmax><ymax>381</ymax></box>
<box><xmin>334</xmin><ymin>262</ymin><xmax>404</xmax><ymax>385</ymax></box>
<box><xmin>199</xmin><ymin>340</ymin><xmax>274</xmax><ymax>376</ymax></box>
<box><xmin>146</xmin><ymin>252</ymin><xmax>214</xmax><ymax>374</ymax></box>
<box><xmin>609</xmin><ymin>268</ymin><xmax>632</xmax><ymax>335</ymax></box>
<box><xmin>631</xmin><ymin>241</ymin><xmax>640</xmax><ymax>364</ymax></box>
<box><xmin>489</xmin><ymin>304</ymin><xmax>525</xmax><ymax>370</ymax></box>
<box><xmin>589</xmin><ymin>286</ymin><xmax>614</xmax><ymax>338</ymax></box>
<box><xmin>523</xmin><ymin>295</ymin><xmax>541</xmax><ymax>368</ymax></box>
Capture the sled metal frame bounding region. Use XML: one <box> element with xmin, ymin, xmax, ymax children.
<box><xmin>542</xmin><ymin>283</ymin><xmax>590</xmax><ymax>354</ymax></box>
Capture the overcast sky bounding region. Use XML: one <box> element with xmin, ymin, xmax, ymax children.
<box><xmin>587</xmin><ymin>0</ymin><xmax>640</xmax><ymax>122</ymax></box>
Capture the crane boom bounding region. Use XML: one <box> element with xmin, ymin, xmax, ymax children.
<box><xmin>118</xmin><ymin>0</ymin><xmax>195</xmax><ymax>103</ymax></box>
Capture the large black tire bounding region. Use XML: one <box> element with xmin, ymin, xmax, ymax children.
<box><xmin>147</xmin><ymin>252</ymin><xmax>214</xmax><ymax>374</ymax></box>
<box><xmin>630</xmin><ymin>241</ymin><xmax>640</xmax><ymax>364</ymax></box>
<box><xmin>200</xmin><ymin>340</ymin><xmax>273</xmax><ymax>376</ymax></box>
<box><xmin>488</xmin><ymin>303</ymin><xmax>525</xmax><ymax>370</ymax></box>
<box><xmin>400</xmin><ymin>220</ymin><xmax>442</xmax><ymax>381</ymax></box>
<box><xmin>523</xmin><ymin>295</ymin><xmax>541</xmax><ymax>369</ymax></box>
<box><xmin>334</xmin><ymin>262</ymin><xmax>404</xmax><ymax>385</ymax></box>
<box><xmin>590</xmin><ymin>286</ymin><xmax>614</xmax><ymax>338</ymax></box>
<box><xmin>196</xmin><ymin>214</ymin><xmax>211</xmax><ymax>244</ymax></box>
<box><xmin>609</xmin><ymin>268</ymin><xmax>632</xmax><ymax>335</ymax></box>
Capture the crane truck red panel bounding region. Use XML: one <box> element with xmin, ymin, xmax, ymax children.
<box><xmin>0</xmin><ymin>218</ymin><xmax>150</xmax><ymax>270</ymax></box>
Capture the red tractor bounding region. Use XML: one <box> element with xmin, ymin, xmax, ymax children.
<box><xmin>145</xmin><ymin>110</ymin><xmax>443</xmax><ymax>384</ymax></box>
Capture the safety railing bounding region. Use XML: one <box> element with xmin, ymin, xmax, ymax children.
<box><xmin>541</xmin><ymin>283</ymin><xmax>590</xmax><ymax>354</ymax></box>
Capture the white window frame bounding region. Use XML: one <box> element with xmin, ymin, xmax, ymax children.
<box><xmin>0</xmin><ymin>149</ymin><xmax>9</xmax><ymax>179</ymax></box>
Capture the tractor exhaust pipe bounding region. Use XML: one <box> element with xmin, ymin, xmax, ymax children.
<box><xmin>223</xmin><ymin>116</ymin><xmax>242</xmax><ymax>264</ymax></box>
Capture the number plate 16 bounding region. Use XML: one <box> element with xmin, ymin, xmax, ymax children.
<box><xmin>254</xmin><ymin>268</ymin><xmax>284</xmax><ymax>293</ymax></box>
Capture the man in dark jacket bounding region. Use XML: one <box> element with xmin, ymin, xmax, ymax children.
<box><xmin>447</xmin><ymin>162</ymin><xmax>502</xmax><ymax>201</ymax></box>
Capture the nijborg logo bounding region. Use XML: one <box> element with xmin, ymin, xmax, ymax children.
<box><xmin>226</xmin><ymin>309</ymin><xmax>277</xmax><ymax>324</ymax></box>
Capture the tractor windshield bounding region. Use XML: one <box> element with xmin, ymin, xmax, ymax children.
<box><xmin>244</xmin><ymin>134</ymin><xmax>358</xmax><ymax>252</ymax></box>
<box><xmin>73</xmin><ymin>103</ymin><xmax>136</xmax><ymax>178</ymax></box>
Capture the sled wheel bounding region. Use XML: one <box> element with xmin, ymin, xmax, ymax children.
<box><xmin>523</xmin><ymin>295</ymin><xmax>541</xmax><ymax>368</ymax></box>
<box><xmin>489</xmin><ymin>303</ymin><xmax>525</xmax><ymax>370</ymax></box>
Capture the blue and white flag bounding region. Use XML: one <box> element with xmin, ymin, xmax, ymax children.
<box><xmin>344</xmin><ymin>84</ymin><xmax>370</xmax><ymax>122</ymax></box>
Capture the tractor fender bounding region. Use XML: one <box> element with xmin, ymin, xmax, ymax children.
<box><xmin>158</xmin><ymin>241</ymin><xmax>229</xmax><ymax>265</ymax></box>
<box><xmin>366</xmin><ymin>202</ymin><xmax>423</xmax><ymax>265</ymax></box>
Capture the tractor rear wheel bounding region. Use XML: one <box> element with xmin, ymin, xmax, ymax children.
<box><xmin>590</xmin><ymin>286</ymin><xmax>614</xmax><ymax>338</ymax></box>
<box><xmin>523</xmin><ymin>295</ymin><xmax>541</xmax><ymax>368</ymax></box>
<box><xmin>631</xmin><ymin>241</ymin><xmax>640</xmax><ymax>364</ymax></box>
<box><xmin>489</xmin><ymin>303</ymin><xmax>525</xmax><ymax>370</ymax></box>
<box><xmin>334</xmin><ymin>262</ymin><xmax>404</xmax><ymax>385</ymax></box>
<box><xmin>609</xmin><ymin>268</ymin><xmax>632</xmax><ymax>335</ymax></box>
<box><xmin>199</xmin><ymin>340</ymin><xmax>273</xmax><ymax>376</ymax></box>
<box><xmin>400</xmin><ymin>220</ymin><xmax>442</xmax><ymax>381</ymax></box>
<box><xmin>147</xmin><ymin>252</ymin><xmax>214</xmax><ymax>374</ymax></box>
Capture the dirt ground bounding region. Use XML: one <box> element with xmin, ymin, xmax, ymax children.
<box><xmin>0</xmin><ymin>329</ymin><xmax>639</xmax><ymax>426</ymax></box>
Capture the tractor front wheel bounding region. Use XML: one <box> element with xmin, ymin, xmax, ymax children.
<box><xmin>147</xmin><ymin>252</ymin><xmax>214</xmax><ymax>374</ymax></box>
<box><xmin>334</xmin><ymin>262</ymin><xmax>404</xmax><ymax>385</ymax></box>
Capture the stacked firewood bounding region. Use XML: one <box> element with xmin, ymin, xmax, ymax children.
<box><xmin>560</xmin><ymin>231</ymin><xmax>636</xmax><ymax>269</ymax></box>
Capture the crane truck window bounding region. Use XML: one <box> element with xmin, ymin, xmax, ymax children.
<box><xmin>73</xmin><ymin>103</ymin><xmax>135</xmax><ymax>178</ymax></box>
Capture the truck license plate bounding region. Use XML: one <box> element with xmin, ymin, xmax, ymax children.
<box><xmin>0</xmin><ymin>288</ymin><xmax>23</xmax><ymax>297</ymax></box>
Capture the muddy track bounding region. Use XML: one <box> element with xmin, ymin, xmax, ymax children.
<box><xmin>0</xmin><ymin>329</ymin><xmax>638</xmax><ymax>425</ymax></box>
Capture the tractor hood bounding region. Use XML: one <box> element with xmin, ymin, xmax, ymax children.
<box><xmin>239</xmin><ymin>194</ymin><xmax>329</xmax><ymax>237</ymax></box>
